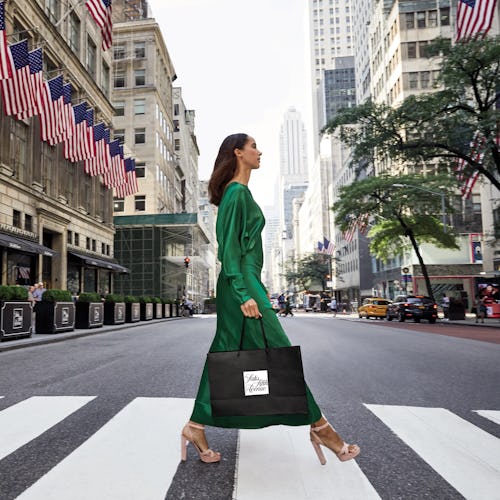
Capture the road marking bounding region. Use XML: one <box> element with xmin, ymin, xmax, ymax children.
<box><xmin>235</xmin><ymin>425</ymin><xmax>380</xmax><ymax>500</ymax></box>
<box><xmin>0</xmin><ymin>396</ymin><xmax>95</xmax><ymax>461</ymax></box>
<box><xmin>18</xmin><ymin>397</ymin><xmax>193</xmax><ymax>500</ymax></box>
<box><xmin>365</xmin><ymin>404</ymin><xmax>500</xmax><ymax>500</ymax></box>
<box><xmin>475</xmin><ymin>410</ymin><xmax>500</xmax><ymax>426</ymax></box>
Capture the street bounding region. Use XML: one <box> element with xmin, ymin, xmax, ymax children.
<box><xmin>0</xmin><ymin>314</ymin><xmax>499</xmax><ymax>500</ymax></box>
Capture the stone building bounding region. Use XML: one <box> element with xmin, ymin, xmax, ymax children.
<box><xmin>0</xmin><ymin>0</ymin><xmax>127</xmax><ymax>294</ymax></box>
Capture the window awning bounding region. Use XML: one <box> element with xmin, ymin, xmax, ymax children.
<box><xmin>0</xmin><ymin>232</ymin><xmax>58</xmax><ymax>257</ymax></box>
<box><xmin>68</xmin><ymin>251</ymin><xmax>129</xmax><ymax>273</ymax></box>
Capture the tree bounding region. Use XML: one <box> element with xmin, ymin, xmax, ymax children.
<box><xmin>323</xmin><ymin>36</ymin><xmax>500</xmax><ymax>191</ymax></box>
<box><xmin>284</xmin><ymin>253</ymin><xmax>334</xmax><ymax>292</ymax></box>
<box><xmin>332</xmin><ymin>174</ymin><xmax>459</xmax><ymax>302</ymax></box>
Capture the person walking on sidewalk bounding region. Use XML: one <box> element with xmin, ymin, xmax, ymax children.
<box><xmin>181</xmin><ymin>133</ymin><xmax>360</xmax><ymax>465</ymax></box>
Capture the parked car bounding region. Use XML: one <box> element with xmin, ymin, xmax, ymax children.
<box><xmin>358</xmin><ymin>297</ymin><xmax>391</xmax><ymax>319</ymax></box>
<box><xmin>386</xmin><ymin>295</ymin><xmax>438</xmax><ymax>323</ymax></box>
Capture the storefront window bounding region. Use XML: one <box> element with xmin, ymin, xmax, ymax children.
<box><xmin>7</xmin><ymin>252</ymin><xmax>33</xmax><ymax>286</ymax></box>
<box><xmin>67</xmin><ymin>262</ymin><xmax>80</xmax><ymax>294</ymax></box>
<box><xmin>84</xmin><ymin>268</ymin><xmax>97</xmax><ymax>292</ymax></box>
<box><xmin>99</xmin><ymin>271</ymin><xmax>111</xmax><ymax>296</ymax></box>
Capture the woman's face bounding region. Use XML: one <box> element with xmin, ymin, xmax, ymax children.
<box><xmin>235</xmin><ymin>137</ymin><xmax>262</xmax><ymax>169</ymax></box>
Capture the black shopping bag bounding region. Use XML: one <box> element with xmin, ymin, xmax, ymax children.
<box><xmin>207</xmin><ymin>318</ymin><xmax>308</xmax><ymax>417</ymax></box>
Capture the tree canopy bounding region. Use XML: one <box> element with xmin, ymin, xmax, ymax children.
<box><xmin>323</xmin><ymin>36</ymin><xmax>500</xmax><ymax>190</ymax></box>
<box><xmin>332</xmin><ymin>174</ymin><xmax>459</xmax><ymax>300</ymax></box>
<box><xmin>283</xmin><ymin>253</ymin><xmax>333</xmax><ymax>292</ymax></box>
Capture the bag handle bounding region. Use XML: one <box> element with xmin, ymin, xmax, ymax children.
<box><xmin>239</xmin><ymin>317</ymin><xmax>269</xmax><ymax>351</ymax></box>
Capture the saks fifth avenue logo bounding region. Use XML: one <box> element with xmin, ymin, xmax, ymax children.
<box><xmin>243</xmin><ymin>370</ymin><xmax>269</xmax><ymax>396</ymax></box>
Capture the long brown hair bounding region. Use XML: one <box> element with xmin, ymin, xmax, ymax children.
<box><xmin>208</xmin><ymin>133</ymin><xmax>249</xmax><ymax>206</ymax></box>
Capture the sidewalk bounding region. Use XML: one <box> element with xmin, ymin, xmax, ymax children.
<box><xmin>0</xmin><ymin>316</ymin><xmax>183</xmax><ymax>353</ymax></box>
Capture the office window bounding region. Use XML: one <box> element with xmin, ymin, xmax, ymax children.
<box><xmin>46</xmin><ymin>0</ymin><xmax>61</xmax><ymax>23</ymax></box>
<box><xmin>114</xmin><ymin>197</ymin><xmax>124</xmax><ymax>212</ymax></box>
<box><xmin>69</xmin><ymin>12</ymin><xmax>80</xmax><ymax>54</ymax></box>
<box><xmin>92</xmin><ymin>239</ymin><xmax>96</xmax><ymax>252</ymax></box>
<box><xmin>420</xmin><ymin>71</ymin><xmax>430</xmax><ymax>88</ymax></box>
<box><xmin>102</xmin><ymin>62</ymin><xmax>110</xmax><ymax>96</ymax></box>
<box><xmin>134</xmin><ymin>41</ymin><xmax>146</xmax><ymax>58</ymax></box>
<box><xmin>416</xmin><ymin>11</ymin><xmax>426</xmax><ymax>28</ymax></box>
<box><xmin>135</xmin><ymin>128</ymin><xmax>146</xmax><ymax>144</ymax></box>
<box><xmin>114</xmin><ymin>101</ymin><xmax>125</xmax><ymax>116</ymax></box>
<box><xmin>25</xmin><ymin>214</ymin><xmax>33</xmax><ymax>232</ymax></box>
<box><xmin>408</xmin><ymin>72</ymin><xmax>419</xmax><ymax>89</ymax></box>
<box><xmin>419</xmin><ymin>41</ymin><xmax>430</xmax><ymax>58</ymax></box>
<box><xmin>134</xmin><ymin>99</ymin><xmax>146</xmax><ymax>115</ymax></box>
<box><xmin>13</xmin><ymin>210</ymin><xmax>21</xmax><ymax>228</ymax></box>
<box><xmin>440</xmin><ymin>7</ymin><xmax>450</xmax><ymax>26</ymax></box>
<box><xmin>405</xmin><ymin>12</ymin><xmax>414</xmax><ymax>29</ymax></box>
<box><xmin>406</xmin><ymin>42</ymin><xmax>417</xmax><ymax>58</ymax></box>
<box><xmin>174</xmin><ymin>138</ymin><xmax>180</xmax><ymax>151</ymax></box>
<box><xmin>86</xmin><ymin>237</ymin><xmax>91</xmax><ymax>250</ymax></box>
<box><xmin>114</xmin><ymin>129</ymin><xmax>125</xmax><ymax>143</ymax></box>
<box><xmin>101</xmin><ymin>242</ymin><xmax>106</xmax><ymax>254</ymax></box>
<box><xmin>114</xmin><ymin>70</ymin><xmax>126</xmax><ymax>88</ymax></box>
<box><xmin>428</xmin><ymin>10</ymin><xmax>438</xmax><ymax>27</ymax></box>
<box><xmin>135</xmin><ymin>195</ymin><xmax>146</xmax><ymax>211</ymax></box>
<box><xmin>67</xmin><ymin>230</ymin><xmax>73</xmax><ymax>245</ymax></box>
<box><xmin>135</xmin><ymin>162</ymin><xmax>146</xmax><ymax>178</ymax></box>
<box><xmin>173</xmin><ymin>103</ymin><xmax>179</xmax><ymax>115</ymax></box>
<box><xmin>134</xmin><ymin>69</ymin><xmax>145</xmax><ymax>86</ymax></box>
<box><xmin>74</xmin><ymin>233</ymin><xmax>79</xmax><ymax>246</ymax></box>
<box><xmin>86</xmin><ymin>36</ymin><xmax>96</xmax><ymax>79</ymax></box>
<box><xmin>114</xmin><ymin>44</ymin><xmax>125</xmax><ymax>59</ymax></box>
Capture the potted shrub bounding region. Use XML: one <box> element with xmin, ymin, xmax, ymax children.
<box><xmin>75</xmin><ymin>292</ymin><xmax>104</xmax><ymax>329</ymax></box>
<box><xmin>124</xmin><ymin>295</ymin><xmax>140</xmax><ymax>323</ymax></box>
<box><xmin>152</xmin><ymin>297</ymin><xmax>163</xmax><ymax>319</ymax></box>
<box><xmin>140</xmin><ymin>296</ymin><xmax>154</xmax><ymax>321</ymax></box>
<box><xmin>35</xmin><ymin>289</ymin><xmax>75</xmax><ymax>334</ymax></box>
<box><xmin>104</xmin><ymin>294</ymin><xmax>125</xmax><ymax>325</ymax></box>
<box><xmin>0</xmin><ymin>285</ymin><xmax>32</xmax><ymax>341</ymax></box>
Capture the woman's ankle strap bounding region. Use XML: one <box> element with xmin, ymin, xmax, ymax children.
<box><xmin>311</xmin><ymin>421</ymin><xmax>330</xmax><ymax>432</ymax></box>
<box><xmin>188</xmin><ymin>422</ymin><xmax>205</xmax><ymax>430</ymax></box>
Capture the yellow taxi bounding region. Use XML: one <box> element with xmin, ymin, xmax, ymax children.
<box><xmin>358</xmin><ymin>297</ymin><xmax>391</xmax><ymax>319</ymax></box>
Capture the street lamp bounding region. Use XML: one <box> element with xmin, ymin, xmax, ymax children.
<box><xmin>392</xmin><ymin>183</ymin><xmax>447</xmax><ymax>232</ymax></box>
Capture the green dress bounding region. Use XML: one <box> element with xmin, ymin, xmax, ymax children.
<box><xmin>190</xmin><ymin>182</ymin><xmax>322</xmax><ymax>429</ymax></box>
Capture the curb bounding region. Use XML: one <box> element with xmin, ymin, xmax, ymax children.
<box><xmin>0</xmin><ymin>316</ymin><xmax>185</xmax><ymax>353</ymax></box>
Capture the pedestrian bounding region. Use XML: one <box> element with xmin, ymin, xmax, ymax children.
<box><xmin>329</xmin><ymin>297</ymin><xmax>337</xmax><ymax>317</ymax></box>
<box><xmin>442</xmin><ymin>293</ymin><xmax>450</xmax><ymax>321</ymax></box>
<box><xmin>32</xmin><ymin>282</ymin><xmax>45</xmax><ymax>302</ymax></box>
<box><xmin>181</xmin><ymin>133</ymin><xmax>359</xmax><ymax>464</ymax></box>
<box><xmin>475</xmin><ymin>296</ymin><xmax>486</xmax><ymax>323</ymax></box>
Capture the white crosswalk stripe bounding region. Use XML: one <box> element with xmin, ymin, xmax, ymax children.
<box><xmin>18</xmin><ymin>397</ymin><xmax>193</xmax><ymax>500</ymax></box>
<box><xmin>0</xmin><ymin>396</ymin><xmax>95</xmax><ymax>461</ymax></box>
<box><xmin>0</xmin><ymin>397</ymin><xmax>499</xmax><ymax>499</ymax></box>
<box><xmin>236</xmin><ymin>426</ymin><xmax>380</xmax><ymax>500</ymax></box>
<box><xmin>365</xmin><ymin>404</ymin><xmax>500</xmax><ymax>500</ymax></box>
<box><xmin>475</xmin><ymin>410</ymin><xmax>500</xmax><ymax>426</ymax></box>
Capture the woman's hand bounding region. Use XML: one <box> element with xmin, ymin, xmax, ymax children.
<box><xmin>241</xmin><ymin>298</ymin><xmax>262</xmax><ymax>319</ymax></box>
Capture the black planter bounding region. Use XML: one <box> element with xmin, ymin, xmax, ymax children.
<box><xmin>0</xmin><ymin>301</ymin><xmax>32</xmax><ymax>340</ymax></box>
<box><xmin>140</xmin><ymin>302</ymin><xmax>154</xmax><ymax>321</ymax></box>
<box><xmin>125</xmin><ymin>303</ymin><xmax>140</xmax><ymax>323</ymax></box>
<box><xmin>104</xmin><ymin>302</ymin><xmax>126</xmax><ymax>325</ymax></box>
<box><xmin>75</xmin><ymin>302</ymin><xmax>104</xmax><ymax>329</ymax></box>
<box><xmin>153</xmin><ymin>303</ymin><xmax>163</xmax><ymax>319</ymax></box>
<box><xmin>35</xmin><ymin>301</ymin><xmax>75</xmax><ymax>334</ymax></box>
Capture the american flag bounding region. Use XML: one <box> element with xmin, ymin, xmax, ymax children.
<box><xmin>456</xmin><ymin>0</ymin><xmax>498</xmax><ymax>40</ymax></box>
<box><xmin>85</xmin><ymin>0</ymin><xmax>113</xmax><ymax>51</ymax></box>
<box><xmin>1</xmin><ymin>39</ymin><xmax>35</xmax><ymax>116</ymax></box>
<box><xmin>59</xmin><ymin>83</ymin><xmax>75</xmax><ymax>142</ymax></box>
<box><xmin>115</xmin><ymin>158</ymin><xmax>139</xmax><ymax>197</ymax></box>
<box><xmin>0</xmin><ymin>1</ymin><xmax>13</xmax><ymax>80</ymax></box>
<box><xmin>323</xmin><ymin>237</ymin><xmax>335</xmax><ymax>255</ymax></box>
<box><xmin>16</xmin><ymin>48</ymin><xmax>43</xmax><ymax>120</ymax></box>
<box><xmin>37</xmin><ymin>75</ymin><xmax>65</xmax><ymax>144</ymax></box>
<box><xmin>64</xmin><ymin>102</ymin><xmax>95</xmax><ymax>161</ymax></box>
<box><xmin>317</xmin><ymin>241</ymin><xmax>324</xmax><ymax>253</ymax></box>
<box><xmin>104</xmin><ymin>139</ymin><xmax>126</xmax><ymax>188</ymax></box>
<box><xmin>85</xmin><ymin>123</ymin><xmax>111</xmax><ymax>176</ymax></box>
<box><xmin>456</xmin><ymin>131</ymin><xmax>487</xmax><ymax>199</ymax></box>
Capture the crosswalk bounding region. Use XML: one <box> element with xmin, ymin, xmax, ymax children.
<box><xmin>0</xmin><ymin>396</ymin><xmax>499</xmax><ymax>499</ymax></box>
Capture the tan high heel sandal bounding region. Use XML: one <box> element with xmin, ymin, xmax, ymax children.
<box><xmin>180</xmin><ymin>422</ymin><xmax>221</xmax><ymax>463</ymax></box>
<box><xmin>310</xmin><ymin>420</ymin><xmax>360</xmax><ymax>465</ymax></box>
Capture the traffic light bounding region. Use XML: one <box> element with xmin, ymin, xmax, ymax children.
<box><xmin>184</xmin><ymin>257</ymin><xmax>190</xmax><ymax>268</ymax></box>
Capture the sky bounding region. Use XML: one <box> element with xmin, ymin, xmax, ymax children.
<box><xmin>147</xmin><ymin>0</ymin><xmax>312</xmax><ymax>206</ymax></box>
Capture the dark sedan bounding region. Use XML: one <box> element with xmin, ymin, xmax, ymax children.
<box><xmin>386</xmin><ymin>295</ymin><xmax>438</xmax><ymax>323</ymax></box>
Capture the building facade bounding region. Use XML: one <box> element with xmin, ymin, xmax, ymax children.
<box><xmin>0</xmin><ymin>0</ymin><xmax>127</xmax><ymax>295</ymax></box>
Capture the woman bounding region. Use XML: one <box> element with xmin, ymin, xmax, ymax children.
<box><xmin>181</xmin><ymin>134</ymin><xmax>360</xmax><ymax>465</ymax></box>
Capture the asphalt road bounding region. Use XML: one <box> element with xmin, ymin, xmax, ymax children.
<box><xmin>0</xmin><ymin>314</ymin><xmax>499</xmax><ymax>499</ymax></box>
